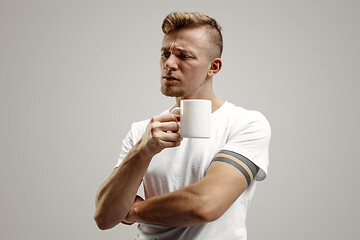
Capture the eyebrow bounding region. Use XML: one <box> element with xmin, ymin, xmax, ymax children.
<box><xmin>161</xmin><ymin>46</ymin><xmax>194</xmax><ymax>55</ymax></box>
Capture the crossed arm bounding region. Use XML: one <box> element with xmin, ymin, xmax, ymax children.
<box><xmin>95</xmin><ymin>152</ymin><xmax>257</xmax><ymax>229</ymax></box>
<box><xmin>94</xmin><ymin>113</ymin><xmax>258</xmax><ymax>230</ymax></box>
<box><xmin>122</xmin><ymin>150</ymin><xmax>258</xmax><ymax>227</ymax></box>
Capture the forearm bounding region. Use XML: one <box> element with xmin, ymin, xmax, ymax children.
<box><xmin>126</xmin><ymin>163</ymin><xmax>247</xmax><ymax>228</ymax></box>
<box><xmin>128</xmin><ymin>182</ymin><xmax>218</xmax><ymax>227</ymax></box>
<box><xmin>123</xmin><ymin>147</ymin><xmax>254</xmax><ymax>229</ymax></box>
<box><xmin>94</xmin><ymin>113</ymin><xmax>182</xmax><ymax>230</ymax></box>
<box><xmin>94</xmin><ymin>141</ymin><xmax>153</xmax><ymax>230</ymax></box>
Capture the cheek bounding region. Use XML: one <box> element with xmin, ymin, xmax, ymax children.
<box><xmin>190</xmin><ymin>64</ymin><xmax>209</xmax><ymax>79</ymax></box>
<box><xmin>160</xmin><ymin>59</ymin><xmax>165</xmax><ymax>69</ymax></box>
<box><xmin>184</xmin><ymin>62</ymin><xmax>204</xmax><ymax>74</ymax></box>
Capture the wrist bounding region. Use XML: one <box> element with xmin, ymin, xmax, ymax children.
<box><xmin>135</xmin><ymin>139</ymin><xmax>157</xmax><ymax>159</ymax></box>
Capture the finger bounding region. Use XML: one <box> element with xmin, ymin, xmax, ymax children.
<box><xmin>160</xmin><ymin>131</ymin><xmax>182</xmax><ymax>142</ymax></box>
<box><xmin>174</xmin><ymin>114</ymin><xmax>180</xmax><ymax>121</ymax></box>
<box><xmin>153</xmin><ymin>113</ymin><xmax>178</xmax><ymax>123</ymax></box>
<box><xmin>158</xmin><ymin>121</ymin><xmax>180</xmax><ymax>132</ymax></box>
<box><xmin>158</xmin><ymin>138</ymin><xmax>182</xmax><ymax>148</ymax></box>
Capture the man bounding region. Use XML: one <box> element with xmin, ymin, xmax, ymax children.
<box><xmin>94</xmin><ymin>12</ymin><xmax>271</xmax><ymax>240</ymax></box>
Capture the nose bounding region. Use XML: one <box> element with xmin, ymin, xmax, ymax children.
<box><xmin>164</xmin><ymin>54</ymin><xmax>178</xmax><ymax>71</ymax></box>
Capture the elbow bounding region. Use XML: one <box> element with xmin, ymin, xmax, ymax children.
<box><xmin>94</xmin><ymin>211</ymin><xmax>120</xmax><ymax>231</ymax></box>
<box><xmin>191</xmin><ymin>203</ymin><xmax>222</xmax><ymax>224</ymax></box>
<box><xmin>94</xmin><ymin>197</ymin><xmax>130</xmax><ymax>230</ymax></box>
<box><xmin>94</xmin><ymin>213</ymin><xmax>110</xmax><ymax>230</ymax></box>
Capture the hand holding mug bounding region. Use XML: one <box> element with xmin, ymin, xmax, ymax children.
<box><xmin>140</xmin><ymin>113</ymin><xmax>182</xmax><ymax>156</ymax></box>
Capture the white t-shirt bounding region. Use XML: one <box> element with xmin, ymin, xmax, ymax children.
<box><xmin>115</xmin><ymin>101</ymin><xmax>271</xmax><ymax>240</ymax></box>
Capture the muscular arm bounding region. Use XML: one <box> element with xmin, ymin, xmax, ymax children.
<box><xmin>94</xmin><ymin>114</ymin><xmax>181</xmax><ymax>230</ymax></box>
<box><xmin>125</xmin><ymin>151</ymin><xmax>258</xmax><ymax>227</ymax></box>
<box><xmin>94</xmin><ymin>143</ymin><xmax>151</xmax><ymax>230</ymax></box>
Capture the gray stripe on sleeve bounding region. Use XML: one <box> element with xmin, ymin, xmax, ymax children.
<box><xmin>218</xmin><ymin>150</ymin><xmax>259</xmax><ymax>178</ymax></box>
<box><xmin>211</xmin><ymin>157</ymin><xmax>251</xmax><ymax>186</ymax></box>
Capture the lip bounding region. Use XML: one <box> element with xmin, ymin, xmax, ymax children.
<box><xmin>163</xmin><ymin>76</ymin><xmax>179</xmax><ymax>81</ymax></box>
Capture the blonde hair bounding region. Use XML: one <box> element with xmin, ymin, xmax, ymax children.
<box><xmin>162</xmin><ymin>12</ymin><xmax>223</xmax><ymax>58</ymax></box>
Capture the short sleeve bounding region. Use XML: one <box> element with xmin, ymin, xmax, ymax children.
<box><xmin>114</xmin><ymin>127</ymin><xmax>134</xmax><ymax>168</ymax></box>
<box><xmin>221</xmin><ymin>111</ymin><xmax>271</xmax><ymax>181</ymax></box>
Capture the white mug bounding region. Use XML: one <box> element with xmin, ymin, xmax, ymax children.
<box><xmin>171</xmin><ymin>99</ymin><xmax>211</xmax><ymax>138</ymax></box>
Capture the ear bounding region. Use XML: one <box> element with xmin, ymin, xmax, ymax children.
<box><xmin>207</xmin><ymin>58</ymin><xmax>222</xmax><ymax>77</ymax></box>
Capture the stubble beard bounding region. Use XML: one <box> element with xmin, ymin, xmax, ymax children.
<box><xmin>160</xmin><ymin>77</ymin><xmax>185</xmax><ymax>97</ymax></box>
<box><xmin>160</xmin><ymin>84</ymin><xmax>185</xmax><ymax>97</ymax></box>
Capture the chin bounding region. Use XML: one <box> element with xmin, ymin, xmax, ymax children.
<box><xmin>160</xmin><ymin>86</ymin><xmax>184</xmax><ymax>97</ymax></box>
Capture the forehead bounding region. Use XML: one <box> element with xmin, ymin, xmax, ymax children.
<box><xmin>161</xmin><ymin>27</ymin><xmax>210</xmax><ymax>53</ymax></box>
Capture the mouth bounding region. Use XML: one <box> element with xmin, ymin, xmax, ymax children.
<box><xmin>163</xmin><ymin>75</ymin><xmax>179</xmax><ymax>81</ymax></box>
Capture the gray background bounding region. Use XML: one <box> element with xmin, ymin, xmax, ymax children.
<box><xmin>1</xmin><ymin>0</ymin><xmax>359</xmax><ymax>239</ymax></box>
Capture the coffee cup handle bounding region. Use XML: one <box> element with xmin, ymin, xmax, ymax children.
<box><xmin>170</xmin><ymin>107</ymin><xmax>181</xmax><ymax>114</ymax></box>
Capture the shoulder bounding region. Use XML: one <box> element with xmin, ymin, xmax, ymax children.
<box><xmin>223</xmin><ymin>102</ymin><xmax>271</xmax><ymax>133</ymax></box>
<box><xmin>221</xmin><ymin>102</ymin><xmax>271</xmax><ymax>181</ymax></box>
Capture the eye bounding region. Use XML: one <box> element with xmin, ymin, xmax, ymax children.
<box><xmin>161</xmin><ymin>52</ymin><xmax>170</xmax><ymax>59</ymax></box>
<box><xmin>179</xmin><ymin>54</ymin><xmax>190</xmax><ymax>59</ymax></box>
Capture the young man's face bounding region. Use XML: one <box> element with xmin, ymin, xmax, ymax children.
<box><xmin>160</xmin><ymin>26</ymin><xmax>214</xmax><ymax>98</ymax></box>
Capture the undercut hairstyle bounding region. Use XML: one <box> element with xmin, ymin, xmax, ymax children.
<box><xmin>161</xmin><ymin>12</ymin><xmax>223</xmax><ymax>58</ymax></box>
